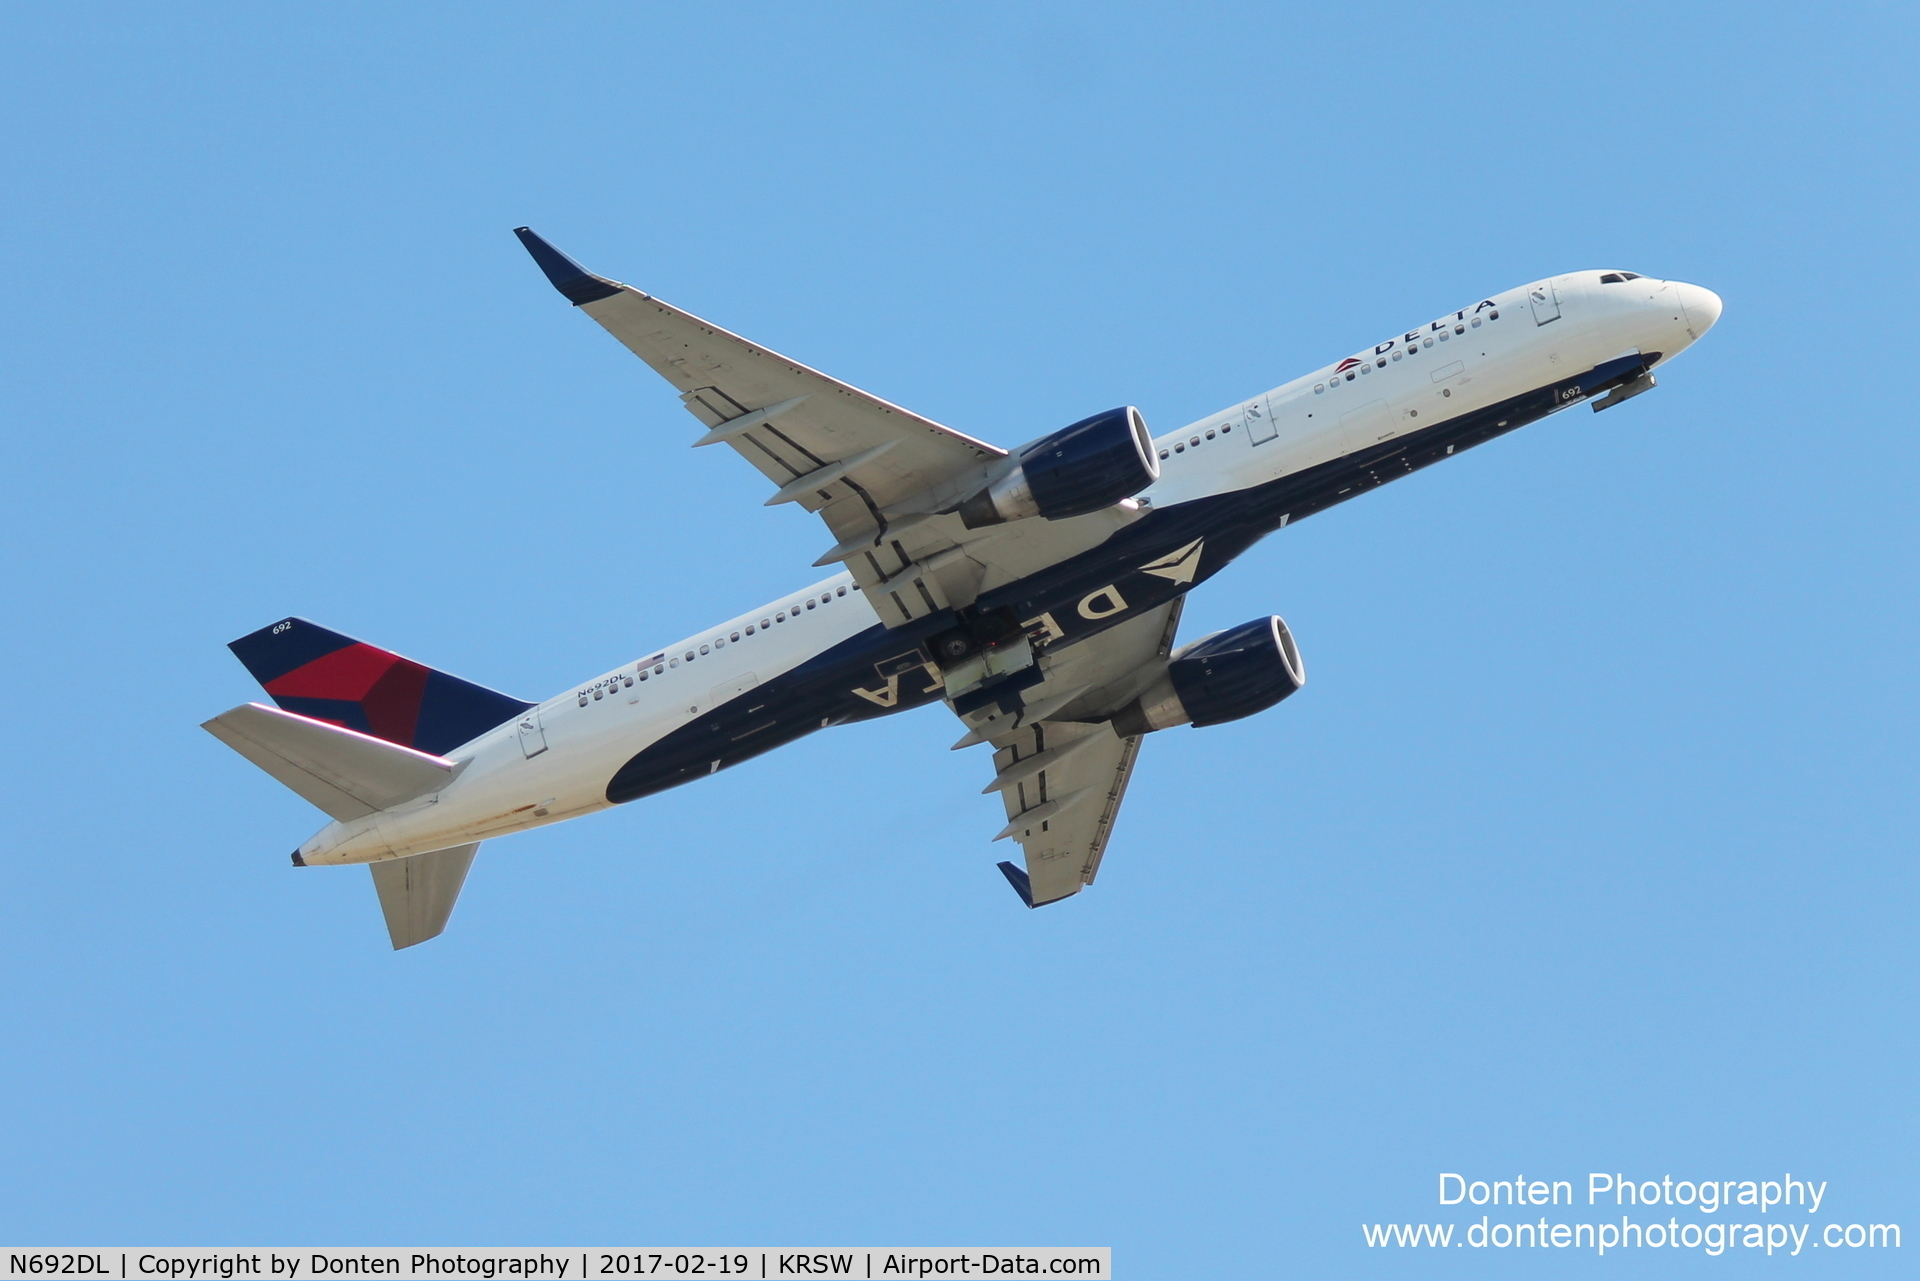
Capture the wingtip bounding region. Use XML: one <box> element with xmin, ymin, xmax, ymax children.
<box><xmin>996</xmin><ymin>861</ymin><xmax>1035</xmax><ymax>908</ymax></box>
<box><xmin>513</xmin><ymin>227</ymin><xmax>622</xmax><ymax>305</ymax></box>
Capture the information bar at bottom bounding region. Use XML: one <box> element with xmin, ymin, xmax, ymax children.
<box><xmin>0</xmin><ymin>1250</ymin><xmax>1111</xmax><ymax>1281</ymax></box>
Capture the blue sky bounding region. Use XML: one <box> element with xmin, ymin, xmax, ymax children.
<box><xmin>1</xmin><ymin>2</ymin><xmax>1914</xmax><ymax>1274</ymax></box>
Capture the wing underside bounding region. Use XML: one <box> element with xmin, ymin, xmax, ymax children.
<box><xmin>514</xmin><ymin>227</ymin><xmax>1153</xmax><ymax>628</ymax></box>
<box><xmin>991</xmin><ymin>720</ymin><xmax>1142</xmax><ymax>906</ymax></box>
<box><xmin>971</xmin><ymin>599</ymin><xmax>1184</xmax><ymax>906</ymax></box>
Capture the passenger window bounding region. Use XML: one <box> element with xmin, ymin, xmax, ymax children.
<box><xmin>837</xmin><ymin>586</ymin><xmax>847</xmax><ymax>596</ymax></box>
<box><xmin>699</xmin><ymin>644</ymin><xmax>710</xmax><ymax>655</ymax></box>
<box><xmin>732</xmin><ymin>631</ymin><xmax>741</xmax><ymax>640</ymax></box>
<box><xmin>806</xmin><ymin>599</ymin><xmax>816</xmax><ymax>609</ymax></box>
<box><xmin>1205</xmin><ymin>429</ymin><xmax>1215</xmax><ymax>439</ymax></box>
<box><xmin>1159</xmin><ymin>449</ymin><xmax>1170</xmax><ymax>459</ymax></box>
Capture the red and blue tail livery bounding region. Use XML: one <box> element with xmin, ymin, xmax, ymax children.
<box><xmin>228</xmin><ymin>619</ymin><xmax>532</xmax><ymax>757</ymax></box>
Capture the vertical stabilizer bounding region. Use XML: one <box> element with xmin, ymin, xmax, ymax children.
<box><xmin>229</xmin><ymin>618</ymin><xmax>531</xmax><ymax>757</ymax></box>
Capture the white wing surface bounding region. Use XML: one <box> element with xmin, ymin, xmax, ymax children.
<box><xmin>514</xmin><ymin>229</ymin><xmax>1145</xmax><ymax>627</ymax></box>
<box><xmin>966</xmin><ymin>600</ymin><xmax>1185</xmax><ymax>907</ymax></box>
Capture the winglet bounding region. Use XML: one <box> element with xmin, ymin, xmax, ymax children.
<box><xmin>996</xmin><ymin>860</ymin><xmax>1035</xmax><ymax>909</ymax></box>
<box><xmin>513</xmin><ymin>227</ymin><xmax>622</xmax><ymax>305</ymax></box>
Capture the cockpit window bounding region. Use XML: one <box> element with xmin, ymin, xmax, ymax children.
<box><xmin>1599</xmin><ymin>272</ymin><xmax>1642</xmax><ymax>284</ymax></box>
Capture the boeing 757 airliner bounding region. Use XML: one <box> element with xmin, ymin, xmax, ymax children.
<box><xmin>205</xmin><ymin>232</ymin><xmax>1721</xmax><ymax>947</ymax></box>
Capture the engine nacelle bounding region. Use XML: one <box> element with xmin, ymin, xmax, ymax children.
<box><xmin>1110</xmin><ymin>616</ymin><xmax>1306</xmax><ymax>735</ymax></box>
<box><xmin>959</xmin><ymin>406</ymin><xmax>1159</xmax><ymax>527</ymax></box>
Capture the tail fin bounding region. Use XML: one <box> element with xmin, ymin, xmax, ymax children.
<box><xmin>228</xmin><ymin>618</ymin><xmax>532</xmax><ymax>757</ymax></box>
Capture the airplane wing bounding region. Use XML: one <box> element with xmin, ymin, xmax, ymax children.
<box><xmin>515</xmin><ymin>229</ymin><xmax>1145</xmax><ymax>627</ymax></box>
<box><xmin>965</xmin><ymin>598</ymin><xmax>1185</xmax><ymax>907</ymax></box>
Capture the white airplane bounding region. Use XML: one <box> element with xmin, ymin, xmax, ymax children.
<box><xmin>205</xmin><ymin>231</ymin><xmax>1722</xmax><ymax>947</ymax></box>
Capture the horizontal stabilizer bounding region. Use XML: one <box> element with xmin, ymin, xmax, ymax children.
<box><xmin>203</xmin><ymin>703</ymin><xmax>460</xmax><ymax>821</ymax></box>
<box><xmin>371</xmin><ymin>843</ymin><xmax>479</xmax><ymax>949</ymax></box>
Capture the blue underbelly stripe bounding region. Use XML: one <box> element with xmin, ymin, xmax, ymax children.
<box><xmin>606</xmin><ymin>367</ymin><xmax>1595</xmax><ymax>803</ymax></box>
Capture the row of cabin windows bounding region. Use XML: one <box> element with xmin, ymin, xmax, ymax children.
<box><xmin>1312</xmin><ymin>310</ymin><xmax>1499</xmax><ymax>394</ymax></box>
<box><xmin>1158</xmin><ymin>422</ymin><xmax>1231</xmax><ymax>461</ymax></box>
<box><xmin>585</xmin><ymin>584</ymin><xmax>859</xmax><ymax>702</ymax></box>
<box><xmin>1151</xmin><ymin>304</ymin><xmax>1499</xmax><ymax>460</ymax></box>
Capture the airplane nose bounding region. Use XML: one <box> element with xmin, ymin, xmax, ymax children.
<box><xmin>1678</xmin><ymin>283</ymin><xmax>1722</xmax><ymax>339</ymax></box>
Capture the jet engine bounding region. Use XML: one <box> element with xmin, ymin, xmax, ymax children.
<box><xmin>1110</xmin><ymin>615</ymin><xmax>1306</xmax><ymax>735</ymax></box>
<box><xmin>958</xmin><ymin>406</ymin><xmax>1159</xmax><ymax>527</ymax></box>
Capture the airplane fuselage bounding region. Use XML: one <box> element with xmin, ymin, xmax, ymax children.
<box><xmin>296</xmin><ymin>269</ymin><xmax>1720</xmax><ymax>866</ymax></box>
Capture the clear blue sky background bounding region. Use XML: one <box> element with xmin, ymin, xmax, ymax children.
<box><xmin>2</xmin><ymin>3</ymin><xmax>1914</xmax><ymax>1274</ymax></box>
